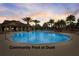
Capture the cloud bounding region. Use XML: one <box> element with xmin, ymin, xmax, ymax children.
<box><xmin>0</xmin><ymin>3</ymin><xmax>79</xmax><ymax>25</ymax></box>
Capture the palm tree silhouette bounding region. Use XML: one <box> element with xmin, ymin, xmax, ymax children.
<box><xmin>60</xmin><ymin>20</ymin><xmax>66</xmax><ymax>27</ymax></box>
<box><xmin>76</xmin><ymin>18</ymin><xmax>79</xmax><ymax>29</ymax></box>
<box><xmin>33</xmin><ymin>20</ymin><xmax>40</xmax><ymax>26</ymax></box>
<box><xmin>53</xmin><ymin>21</ymin><xmax>60</xmax><ymax>31</ymax></box>
<box><xmin>32</xmin><ymin>20</ymin><xmax>40</xmax><ymax>30</ymax></box>
<box><xmin>48</xmin><ymin>19</ymin><xmax>54</xmax><ymax>27</ymax></box>
<box><xmin>22</xmin><ymin>17</ymin><xmax>32</xmax><ymax>31</ymax></box>
<box><xmin>58</xmin><ymin>20</ymin><xmax>66</xmax><ymax>31</ymax></box>
<box><xmin>48</xmin><ymin>19</ymin><xmax>54</xmax><ymax>30</ymax></box>
<box><xmin>43</xmin><ymin>22</ymin><xmax>49</xmax><ymax>30</ymax></box>
<box><xmin>66</xmin><ymin>15</ymin><xmax>75</xmax><ymax>30</ymax></box>
<box><xmin>23</xmin><ymin>17</ymin><xmax>32</xmax><ymax>25</ymax></box>
<box><xmin>53</xmin><ymin>20</ymin><xmax>66</xmax><ymax>32</ymax></box>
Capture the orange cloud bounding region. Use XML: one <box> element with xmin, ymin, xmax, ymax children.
<box><xmin>30</xmin><ymin>11</ymin><xmax>68</xmax><ymax>21</ymax></box>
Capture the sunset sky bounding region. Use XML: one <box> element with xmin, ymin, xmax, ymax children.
<box><xmin>0</xmin><ymin>3</ymin><xmax>79</xmax><ymax>25</ymax></box>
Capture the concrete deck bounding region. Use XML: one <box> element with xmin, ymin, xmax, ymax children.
<box><xmin>0</xmin><ymin>32</ymin><xmax>79</xmax><ymax>56</ymax></box>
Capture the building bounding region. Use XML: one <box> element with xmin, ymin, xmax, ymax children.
<box><xmin>1</xmin><ymin>20</ymin><xmax>32</xmax><ymax>32</ymax></box>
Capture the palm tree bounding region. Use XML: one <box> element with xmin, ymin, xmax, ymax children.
<box><xmin>48</xmin><ymin>19</ymin><xmax>54</xmax><ymax>27</ymax></box>
<box><xmin>33</xmin><ymin>20</ymin><xmax>40</xmax><ymax>26</ymax></box>
<box><xmin>32</xmin><ymin>20</ymin><xmax>40</xmax><ymax>30</ymax></box>
<box><xmin>60</xmin><ymin>20</ymin><xmax>66</xmax><ymax>27</ymax></box>
<box><xmin>23</xmin><ymin>17</ymin><xmax>32</xmax><ymax>25</ymax></box>
<box><xmin>66</xmin><ymin>15</ymin><xmax>75</xmax><ymax>30</ymax></box>
<box><xmin>58</xmin><ymin>20</ymin><xmax>66</xmax><ymax>31</ymax></box>
<box><xmin>22</xmin><ymin>17</ymin><xmax>32</xmax><ymax>31</ymax></box>
<box><xmin>77</xmin><ymin>19</ymin><xmax>79</xmax><ymax>22</ymax></box>
<box><xmin>53</xmin><ymin>20</ymin><xmax>66</xmax><ymax>32</ymax></box>
<box><xmin>43</xmin><ymin>22</ymin><xmax>49</xmax><ymax>30</ymax></box>
<box><xmin>66</xmin><ymin>15</ymin><xmax>75</xmax><ymax>23</ymax></box>
<box><xmin>76</xmin><ymin>18</ymin><xmax>79</xmax><ymax>29</ymax></box>
<box><xmin>53</xmin><ymin>21</ymin><xmax>60</xmax><ymax>31</ymax></box>
<box><xmin>48</xmin><ymin>19</ymin><xmax>54</xmax><ymax>30</ymax></box>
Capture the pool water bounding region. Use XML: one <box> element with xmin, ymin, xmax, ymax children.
<box><xmin>10</xmin><ymin>31</ymin><xmax>70</xmax><ymax>44</ymax></box>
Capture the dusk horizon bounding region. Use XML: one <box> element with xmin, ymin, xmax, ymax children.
<box><xmin>0</xmin><ymin>3</ymin><xmax>79</xmax><ymax>25</ymax></box>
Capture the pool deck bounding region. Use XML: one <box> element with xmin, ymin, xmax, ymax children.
<box><xmin>0</xmin><ymin>32</ymin><xmax>79</xmax><ymax>56</ymax></box>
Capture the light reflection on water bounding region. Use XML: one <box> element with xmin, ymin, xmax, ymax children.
<box><xmin>10</xmin><ymin>31</ymin><xmax>70</xmax><ymax>44</ymax></box>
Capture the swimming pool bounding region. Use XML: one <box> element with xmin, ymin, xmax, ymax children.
<box><xmin>10</xmin><ymin>31</ymin><xmax>70</xmax><ymax>44</ymax></box>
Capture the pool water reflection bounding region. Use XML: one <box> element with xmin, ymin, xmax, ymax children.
<box><xmin>10</xmin><ymin>31</ymin><xmax>70</xmax><ymax>44</ymax></box>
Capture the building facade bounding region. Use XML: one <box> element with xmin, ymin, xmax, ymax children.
<box><xmin>1</xmin><ymin>20</ymin><xmax>32</xmax><ymax>32</ymax></box>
